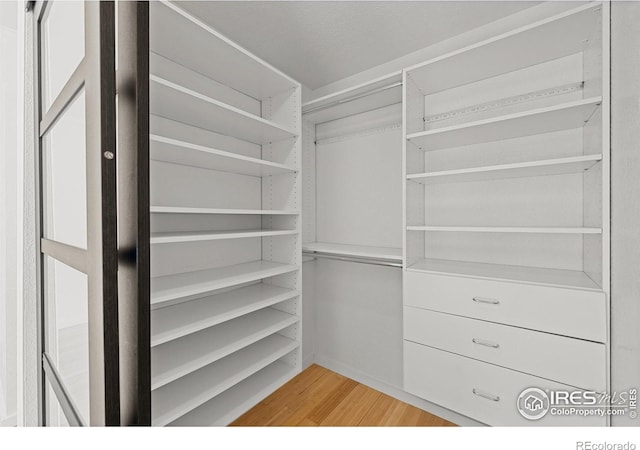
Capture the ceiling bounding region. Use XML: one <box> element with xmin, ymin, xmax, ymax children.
<box><xmin>180</xmin><ymin>1</ymin><xmax>539</xmax><ymax>90</ymax></box>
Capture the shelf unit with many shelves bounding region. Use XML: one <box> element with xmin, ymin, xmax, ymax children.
<box><xmin>402</xmin><ymin>3</ymin><xmax>610</xmax><ymax>426</ymax></box>
<box><xmin>149</xmin><ymin>0</ymin><xmax>302</xmax><ymax>426</ymax></box>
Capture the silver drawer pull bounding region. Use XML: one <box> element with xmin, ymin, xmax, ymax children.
<box><xmin>472</xmin><ymin>338</ymin><xmax>500</xmax><ymax>348</ymax></box>
<box><xmin>473</xmin><ymin>388</ymin><xmax>500</xmax><ymax>402</ymax></box>
<box><xmin>472</xmin><ymin>296</ymin><xmax>500</xmax><ymax>305</ymax></box>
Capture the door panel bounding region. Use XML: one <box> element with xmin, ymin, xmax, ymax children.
<box><xmin>43</xmin><ymin>255</ymin><xmax>90</xmax><ymax>422</ymax></box>
<box><xmin>32</xmin><ymin>0</ymin><xmax>150</xmax><ymax>427</ymax></box>
<box><xmin>35</xmin><ymin>0</ymin><xmax>119</xmax><ymax>426</ymax></box>
<box><xmin>41</xmin><ymin>90</ymin><xmax>87</xmax><ymax>249</ymax></box>
<box><xmin>39</xmin><ymin>0</ymin><xmax>84</xmax><ymax>112</ymax></box>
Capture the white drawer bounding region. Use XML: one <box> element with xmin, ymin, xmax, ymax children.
<box><xmin>404</xmin><ymin>307</ymin><xmax>606</xmax><ymax>391</ymax></box>
<box><xmin>404</xmin><ymin>341</ymin><xmax>606</xmax><ymax>426</ymax></box>
<box><xmin>404</xmin><ymin>271</ymin><xmax>606</xmax><ymax>342</ymax></box>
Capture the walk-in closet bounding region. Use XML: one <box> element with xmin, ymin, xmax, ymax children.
<box><xmin>27</xmin><ymin>0</ymin><xmax>640</xmax><ymax>429</ymax></box>
<box><xmin>144</xmin><ymin>1</ymin><xmax>612</xmax><ymax>426</ymax></box>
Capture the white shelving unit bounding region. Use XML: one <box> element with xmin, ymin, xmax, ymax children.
<box><xmin>151</xmin><ymin>0</ymin><xmax>297</xmax><ymax>100</ymax></box>
<box><xmin>406</xmin><ymin>97</ymin><xmax>602</xmax><ymax>151</ymax></box>
<box><xmin>152</xmin><ymin>334</ymin><xmax>299</xmax><ymax>426</ymax></box>
<box><xmin>302</xmin><ymin>71</ymin><xmax>402</xmax><ymax>125</ymax></box>
<box><xmin>150</xmin><ymin>135</ymin><xmax>297</xmax><ymax>177</ymax></box>
<box><xmin>150</xmin><ymin>76</ymin><xmax>297</xmax><ymax>145</ymax></box>
<box><xmin>168</xmin><ymin>360</ymin><xmax>297</xmax><ymax>426</ymax></box>
<box><xmin>407</xmin><ymin>154</ymin><xmax>602</xmax><ymax>184</ymax></box>
<box><xmin>402</xmin><ymin>3</ymin><xmax>610</xmax><ymax>426</ymax></box>
<box><xmin>149</xmin><ymin>0</ymin><xmax>302</xmax><ymax>426</ymax></box>
<box><xmin>151</xmin><ymin>284</ymin><xmax>299</xmax><ymax>346</ymax></box>
<box><xmin>151</xmin><ymin>229</ymin><xmax>298</xmax><ymax>245</ymax></box>
<box><xmin>142</xmin><ymin>0</ymin><xmax>614</xmax><ymax>428</ymax></box>
<box><xmin>403</xmin><ymin>3</ymin><xmax>601</xmax><ymax>96</ymax></box>
<box><xmin>404</xmin><ymin>2</ymin><xmax>608</xmax><ymax>291</ymax></box>
<box><xmin>151</xmin><ymin>307</ymin><xmax>298</xmax><ymax>390</ymax></box>
<box><xmin>406</xmin><ymin>258</ymin><xmax>602</xmax><ymax>291</ymax></box>
<box><xmin>302</xmin><ymin>73</ymin><xmax>404</xmax><ymax>268</ymax></box>
<box><xmin>151</xmin><ymin>261</ymin><xmax>299</xmax><ymax>308</ymax></box>
<box><xmin>299</xmin><ymin>45</ymin><xmax>405</xmax><ymax>403</ymax></box>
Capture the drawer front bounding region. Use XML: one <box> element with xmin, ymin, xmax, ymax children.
<box><xmin>404</xmin><ymin>341</ymin><xmax>606</xmax><ymax>426</ymax></box>
<box><xmin>404</xmin><ymin>271</ymin><xmax>606</xmax><ymax>342</ymax></box>
<box><xmin>404</xmin><ymin>307</ymin><xmax>606</xmax><ymax>391</ymax></box>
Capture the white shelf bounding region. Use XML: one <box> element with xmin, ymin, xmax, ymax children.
<box><xmin>150</xmin><ymin>1</ymin><xmax>298</xmax><ymax>100</ymax></box>
<box><xmin>303</xmin><ymin>242</ymin><xmax>402</xmax><ymax>261</ymax></box>
<box><xmin>151</xmin><ymin>229</ymin><xmax>297</xmax><ymax>245</ymax></box>
<box><xmin>150</xmin><ymin>206</ymin><xmax>299</xmax><ymax>216</ymax></box>
<box><xmin>407</xmin><ymin>226</ymin><xmax>602</xmax><ymax>235</ymax></box>
<box><xmin>407</xmin><ymin>258</ymin><xmax>601</xmax><ymax>291</ymax></box>
<box><xmin>302</xmin><ymin>71</ymin><xmax>403</xmax><ymax>124</ymax></box>
<box><xmin>150</xmin><ymin>135</ymin><xmax>297</xmax><ymax>177</ymax></box>
<box><xmin>407</xmin><ymin>155</ymin><xmax>602</xmax><ymax>185</ymax></box>
<box><xmin>151</xmin><ymin>260</ymin><xmax>299</xmax><ymax>308</ymax></box>
<box><xmin>150</xmin><ymin>75</ymin><xmax>297</xmax><ymax>145</ymax></box>
<box><xmin>151</xmin><ymin>283</ymin><xmax>299</xmax><ymax>346</ymax></box>
<box><xmin>151</xmin><ymin>307</ymin><xmax>298</xmax><ymax>390</ymax></box>
<box><xmin>168</xmin><ymin>360</ymin><xmax>297</xmax><ymax>426</ymax></box>
<box><xmin>405</xmin><ymin>3</ymin><xmax>601</xmax><ymax>95</ymax></box>
<box><xmin>152</xmin><ymin>334</ymin><xmax>298</xmax><ymax>426</ymax></box>
<box><xmin>407</xmin><ymin>97</ymin><xmax>602</xmax><ymax>151</ymax></box>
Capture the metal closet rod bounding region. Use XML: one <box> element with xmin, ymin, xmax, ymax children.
<box><xmin>302</xmin><ymin>250</ymin><xmax>402</xmax><ymax>268</ymax></box>
<box><xmin>303</xmin><ymin>81</ymin><xmax>403</xmax><ymax>115</ymax></box>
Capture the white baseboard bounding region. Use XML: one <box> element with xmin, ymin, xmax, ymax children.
<box><xmin>313</xmin><ymin>354</ymin><xmax>483</xmax><ymax>427</ymax></box>
<box><xmin>0</xmin><ymin>414</ymin><xmax>17</xmax><ymax>427</ymax></box>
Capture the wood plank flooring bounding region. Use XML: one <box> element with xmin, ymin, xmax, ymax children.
<box><xmin>231</xmin><ymin>364</ymin><xmax>456</xmax><ymax>427</ymax></box>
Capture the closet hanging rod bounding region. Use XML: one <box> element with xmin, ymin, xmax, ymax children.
<box><xmin>302</xmin><ymin>250</ymin><xmax>402</xmax><ymax>268</ymax></box>
<box><xmin>303</xmin><ymin>82</ymin><xmax>403</xmax><ymax>115</ymax></box>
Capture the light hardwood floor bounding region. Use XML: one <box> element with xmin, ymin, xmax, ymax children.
<box><xmin>231</xmin><ymin>364</ymin><xmax>456</xmax><ymax>427</ymax></box>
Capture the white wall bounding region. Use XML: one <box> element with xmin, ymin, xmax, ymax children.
<box><xmin>611</xmin><ymin>0</ymin><xmax>640</xmax><ymax>427</ymax></box>
<box><xmin>0</xmin><ymin>0</ymin><xmax>19</xmax><ymax>427</ymax></box>
<box><xmin>312</xmin><ymin>259</ymin><xmax>403</xmax><ymax>387</ymax></box>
